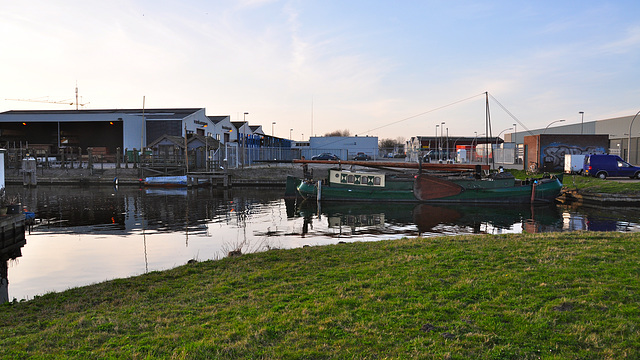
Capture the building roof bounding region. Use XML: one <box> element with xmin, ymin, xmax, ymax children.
<box><xmin>207</xmin><ymin>115</ymin><xmax>230</xmax><ymax>124</ymax></box>
<box><xmin>231</xmin><ymin>121</ymin><xmax>248</xmax><ymax>129</ymax></box>
<box><xmin>0</xmin><ymin>108</ymin><xmax>203</xmax><ymax>121</ymax></box>
<box><xmin>187</xmin><ymin>134</ymin><xmax>220</xmax><ymax>148</ymax></box>
<box><xmin>147</xmin><ymin>134</ymin><xmax>186</xmax><ymax>149</ymax></box>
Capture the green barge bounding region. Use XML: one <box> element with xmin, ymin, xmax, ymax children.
<box><xmin>296</xmin><ymin>168</ymin><xmax>563</xmax><ymax>204</ymax></box>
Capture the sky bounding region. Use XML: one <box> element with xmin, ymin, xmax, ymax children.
<box><xmin>2</xmin><ymin>0</ymin><xmax>640</xmax><ymax>141</ymax></box>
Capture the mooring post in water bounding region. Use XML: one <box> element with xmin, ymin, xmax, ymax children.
<box><xmin>87</xmin><ymin>148</ymin><xmax>93</xmax><ymax>175</ymax></box>
<box><xmin>531</xmin><ymin>181</ymin><xmax>537</xmax><ymax>203</ymax></box>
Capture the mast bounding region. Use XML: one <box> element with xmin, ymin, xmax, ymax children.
<box><xmin>485</xmin><ymin>92</ymin><xmax>493</xmax><ymax>168</ymax></box>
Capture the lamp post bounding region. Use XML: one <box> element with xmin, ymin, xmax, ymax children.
<box><xmin>435</xmin><ymin>124</ymin><xmax>439</xmax><ymax>156</ymax></box>
<box><xmin>446</xmin><ymin>127</ymin><xmax>449</xmax><ymax>161</ymax></box>
<box><xmin>440</xmin><ymin>122</ymin><xmax>445</xmax><ymax>161</ymax></box>
<box><xmin>579</xmin><ymin>111</ymin><xmax>584</xmax><ymax>135</ymax></box>
<box><xmin>543</xmin><ymin>119</ymin><xmax>565</xmax><ymax>135</ymax></box>
<box><xmin>496</xmin><ymin>128</ymin><xmax>513</xmax><ymax>147</ymax></box>
<box><xmin>272</xmin><ymin>122</ymin><xmax>276</xmax><ymax>137</ymax></box>
<box><xmin>496</xmin><ymin>127</ymin><xmax>513</xmax><ymax>166</ymax></box>
<box><xmin>473</xmin><ymin>132</ymin><xmax>485</xmax><ymax>163</ymax></box>
<box><xmin>290</xmin><ymin>128</ymin><xmax>293</xmax><ymax>140</ymax></box>
<box><xmin>452</xmin><ymin>137</ymin><xmax>465</xmax><ymax>163</ymax></box>
<box><xmin>242</xmin><ymin>112</ymin><xmax>248</xmax><ymax>167</ymax></box>
<box><xmin>627</xmin><ymin>110</ymin><xmax>640</xmax><ymax>163</ymax></box>
<box><xmin>513</xmin><ymin>123</ymin><xmax>518</xmax><ymax>163</ymax></box>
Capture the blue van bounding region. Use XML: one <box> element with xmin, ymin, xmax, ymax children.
<box><xmin>583</xmin><ymin>154</ymin><xmax>640</xmax><ymax>179</ymax></box>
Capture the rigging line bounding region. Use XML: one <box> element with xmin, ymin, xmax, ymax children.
<box><xmin>313</xmin><ymin>92</ymin><xmax>487</xmax><ymax>151</ymax></box>
<box><xmin>488</xmin><ymin>93</ymin><xmax>534</xmax><ymax>136</ymax></box>
<box><xmin>356</xmin><ymin>92</ymin><xmax>486</xmax><ymax>136</ymax></box>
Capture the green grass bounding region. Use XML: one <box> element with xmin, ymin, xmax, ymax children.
<box><xmin>2</xmin><ymin>232</ymin><xmax>640</xmax><ymax>359</ymax></box>
<box><xmin>505</xmin><ymin>168</ymin><xmax>640</xmax><ymax>194</ymax></box>
<box><xmin>562</xmin><ymin>174</ymin><xmax>640</xmax><ymax>194</ymax></box>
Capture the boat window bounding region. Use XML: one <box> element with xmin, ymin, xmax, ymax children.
<box><xmin>347</xmin><ymin>175</ymin><xmax>355</xmax><ymax>183</ymax></box>
<box><xmin>361</xmin><ymin>176</ymin><xmax>368</xmax><ymax>184</ymax></box>
<box><xmin>374</xmin><ymin>177</ymin><xmax>381</xmax><ymax>185</ymax></box>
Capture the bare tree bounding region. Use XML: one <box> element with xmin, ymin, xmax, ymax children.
<box><xmin>324</xmin><ymin>129</ymin><xmax>351</xmax><ymax>137</ymax></box>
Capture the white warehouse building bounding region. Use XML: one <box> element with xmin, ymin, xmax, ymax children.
<box><xmin>309</xmin><ymin>136</ymin><xmax>378</xmax><ymax>160</ymax></box>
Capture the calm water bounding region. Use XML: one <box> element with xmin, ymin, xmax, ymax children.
<box><xmin>2</xmin><ymin>184</ymin><xmax>640</xmax><ymax>302</ymax></box>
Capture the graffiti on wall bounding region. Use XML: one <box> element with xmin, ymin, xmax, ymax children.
<box><xmin>541</xmin><ymin>143</ymin><xmax>606</xmax><ymax>170</ymax></box>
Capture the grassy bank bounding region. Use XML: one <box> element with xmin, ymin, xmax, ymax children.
<box><xmin>507</xmin><ymin>169</ymin><xmax>640</xmax><ymax>194</ymax></box>
<box><xmin>1</xmin><ymin>232</ymin><xmax>639</xmax><ymax>359</ymax></box>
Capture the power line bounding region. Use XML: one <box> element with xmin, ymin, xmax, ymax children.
<box><xmin>488</xmin><ymin>93</ymin><xmax>533</xmax><ymax>136</ymax></box>
<box><xmin>356</xmin><ymin>92</ymin><xmax>486</xmax><ymax>136</ymax></box>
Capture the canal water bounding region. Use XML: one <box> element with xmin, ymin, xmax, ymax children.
<box><xmin>2</xmin><ymin>184</ymin><xmax>640</xmax><ymax>302</ymax></box>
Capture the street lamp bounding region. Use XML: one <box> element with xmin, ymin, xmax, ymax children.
<box><xmin>242</xmin><ymin>112</ymin><xmax>248</xmax><ymax>167</ymax></box>
<box><xmin>543</xmin><ymin>119</ymin><xmax>565</xmax><ymax>135</ymax></box>
<box><xmin>496</xmin><ymin>127</ymin><xmax>513</xmax><ymax>167</ymax></box>
<box><xmin>440</xmin><ymin>122</ymin><xmax>445</xmax><ymax>161</ymax></box>
<box><xmin>290</xmin><ymin>128</ymin><xmax>293</xmax><ymax>140</ymax></box>
<box><xmin>627</xmin><ymin>110</ymin><xmax>640</xmax><ymax>162</ymax></box>
<box><xmin>579</xmin><ymin>111</ymin><xmax>584</xmax><ymax>135</ymax></box>
<box><xmin>513</xmin><ymin>123</ymin><xmax>517</xmax><ymax>143</ymax></box>
<box><xmin>446</xmin><ymin>127</ymin><xmax>449</xmax><ymax>161</ymax></box>
<box><xmin>435</xmin><ymin>124</ymin><xmax>439</xmax><ymax>156</ymax></box>
<box><xmin>496</xmin><ymin>127</ymin><xmax>513</xmax><ymax>146</ymax></box>
<box><xmin>472</xmin><ymin>132</ymin><xmax>485</xmax><ymax>163</ymax></box>
<box><xmin>272</xmin><ymin>122</ymin><xmax>276</xmax><ymax>137</ymax></box>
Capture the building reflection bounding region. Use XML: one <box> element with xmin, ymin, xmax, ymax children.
<box><xmin>292</xmin><ymin>199</ymin><xmax>566</xmax><ymax>237</ymax></box>
<box><xmin>1</xmin><ymin>215</ymin><xmax>27</xmax><ymax>303</ymax></box>
<box><xmin>10</xmin><ymin>185</ymin><xmax>265</xmax><ymax>236</ymax></box>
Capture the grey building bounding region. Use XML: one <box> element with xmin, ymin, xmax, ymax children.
<box><xmin>508</xmin><ymin>114</ymin><xmax>640</xmax><ymax>164</ymax></box>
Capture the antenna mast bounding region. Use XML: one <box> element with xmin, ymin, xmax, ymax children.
<box><xmin>5</xmin><ymin>83</ymin><xmax>89</xmax><ymax>109</ymax></box>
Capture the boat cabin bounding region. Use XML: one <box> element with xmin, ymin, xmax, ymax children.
<box><xmin>328</xmin><ymin>169</ymin><xmax>385</xmax><ymax>187</ymax></box>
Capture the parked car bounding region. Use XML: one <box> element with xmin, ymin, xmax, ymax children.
<box><xmin>583</xmin><ymin>154</ymin><xmax>640</xmax><ymax>179</ymax></box>
<box><xmin>354</xmin><ymin>152</ymin><xmax>370</xmax><ymax>160</ymax></box>
<box><xmin>312</xmin><ymin>153</ymin><xmax>340</xmax><ymax>160</ymax></box>
<box><xmin>422</xmin><ymin>150</ymin><xmax>447</xmax><ymax>163</ymax></box>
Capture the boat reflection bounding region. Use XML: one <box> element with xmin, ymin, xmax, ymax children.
<box><xmin>294</xmin><ymin>200</ymin><xmax>565</xmax><ymax>236</ymax></box>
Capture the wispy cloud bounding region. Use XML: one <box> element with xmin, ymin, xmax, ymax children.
<box><xmin>599</xmin><ymin>26</ymin><xmax>640</xmax><ymax>54</ymax></box>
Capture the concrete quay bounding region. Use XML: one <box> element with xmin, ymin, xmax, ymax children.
<box><xmin>5</xmin><ymin>163</ymin><xmax>307</xmax><ymax>187</ymax></box>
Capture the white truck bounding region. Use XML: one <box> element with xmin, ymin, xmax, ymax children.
<box><xmin>564</xmin><ymin>154</ymin><xmax>586</xmax><ymax>174</ymax></box>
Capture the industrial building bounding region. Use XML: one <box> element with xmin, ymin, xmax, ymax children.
<box><xmin>509</xmin><ymin>113</ymin><xmax>640</xmax><ymax>164</ymax></box>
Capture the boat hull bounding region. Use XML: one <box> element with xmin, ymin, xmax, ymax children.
<box><xmin>297</xmin><ymin>172</ymin><xmax>563</xmax><ymax>204</ymax></box>
<box><xmin>144</xmin><ymin>175</ymin><xmax>188</xmax><ymax>187</ymax></box>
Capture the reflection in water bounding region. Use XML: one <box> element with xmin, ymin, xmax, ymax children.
<box><xmin>1</xmin><ymin>216</ymin><xmax>26</xmax><ymax>303</ymax></box>
<box><xmin>4</xmin><ymin>184</ymin><xmax>640</xmax><ymax>302</ymax></box>
<box><xmin>294</xmin><ymin>200</ymin><xmax>565</xmax><ymax>237</ymax></box>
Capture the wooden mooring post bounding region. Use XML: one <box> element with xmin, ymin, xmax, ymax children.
<box><xmin>187</xmin><ymin>172</ymin><xmax>232</xmax><ymax>188</ymax></box>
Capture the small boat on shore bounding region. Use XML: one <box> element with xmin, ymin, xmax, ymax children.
<box><xmin>143</xmin><ymin>175</ymin><xmax>188</xmax><ymax>187</ymax></box>
<box><xmin>295</xmin><ymin>167</ymin><xmax>563</xmax><ymax>204</ymax></box>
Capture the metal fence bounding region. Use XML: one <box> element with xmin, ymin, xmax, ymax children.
<box><xmin>407</xmin><ymin>145</ymin><xmax>522</xmax><ymax>168</ymax></box>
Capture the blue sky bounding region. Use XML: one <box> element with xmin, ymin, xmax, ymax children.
<box><xmin>2</xmin><ymin>1</ymin><xmax>640</xmax><ymax>140</ymax></box>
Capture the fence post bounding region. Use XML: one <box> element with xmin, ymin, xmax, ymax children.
<box><xmin>88</xmin><ymin>148</ymin><xmax>93</xmax><ymax>173</ymax></box>
<box><xmin>132</xmin><ymin>148</ymin><xmax>138</xmax><ymax>169</ymax></box>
